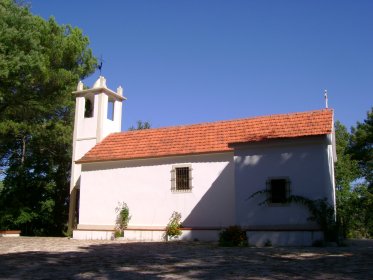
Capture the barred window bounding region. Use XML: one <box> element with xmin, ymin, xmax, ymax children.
<box><xmin>171</xmin><ymin>165</ymin><xmax>192</xmax><ymax>192</ymax></box>
<box><xmin>266</xmin><ymin>177</ymin><xmax>290</xmax><ymax>204</ymax></box>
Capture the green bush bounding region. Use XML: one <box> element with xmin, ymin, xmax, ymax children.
<box><xmin>165</xmin><ymin>211</ymin><xmax>182</xmax><ymax>239</ymax></box>
<box><xmin>312</xmin><ymin>239</ymin><xmax>325</xmax><ymax>247</ymax></box>
<box><xmin>114</xmin><ymin>230</ymin><xmax>122</xmax><ymax>238</ymax></box>
<box><xmin>115</xmin><ymin>202</ymin><xmax>131</xmax><ymax>233</ymax></box>
<box><xmin>219</xmin><ymin>226</ymin><xmax>248</xmax><ymax>247</ymax></box>
<box><xmin>264</xmin><ymin>239</ymin><xmax>272</xmax><ymax>247</ymax></box>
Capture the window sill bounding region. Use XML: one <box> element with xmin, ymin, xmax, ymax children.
<box><xmin>171</xmin><ymin>189</ymin><xmax>192</xmax><ymax>193</ymax></box>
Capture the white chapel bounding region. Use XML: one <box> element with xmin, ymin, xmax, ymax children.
<box><xmin>69</xmin><ymin>76</ymin><xmax>336</xmax><ymax>246</ymax></box>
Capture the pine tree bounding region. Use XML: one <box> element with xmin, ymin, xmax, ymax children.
<box><xmin>0</xmin><ymin>0</ymin><xmax>96</xmax><ymax>235</ymax></box>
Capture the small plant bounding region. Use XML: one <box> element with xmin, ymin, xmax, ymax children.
<box><xmin>64</xmin><ymin>228</ymin><xmax>73</xmax><ymax>238</ymax></box>
<box><xmin>312</xmin><ymin>239</ymin><xmax>325</xmax><ymax>247</ymax></box>
<box><xmin>115</xmin><ymin>202</ymin><xmax>131</xmax><ymax>237</ymax></box>
<box><xmin>219</xmin><ymin>226</ymin><xmax>248</xmax><ymax>247</ymax></box>
<box><xmin>165</xmin><ymin>211</ymin><xmax>182</xmax><ymax>240</ymax></box>
<box><xmin>264</xmin><ymin>239</ymin><xmax>272</xmax><ymax>247</ymax></box>
<box><xmin>114</xmin><ymin>230</ymin><xmax>122</xmax><ymax>238</ymax></box>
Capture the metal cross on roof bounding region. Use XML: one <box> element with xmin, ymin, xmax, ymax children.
<box><xmin>97</xmin><ymin>55</ymin><xmax>104</xmax><ymax>76</ymax></box>
<box><xmin>324</xmin><ymin>89</ymin><xmax>328</xmax><ymax>109</ymax></box>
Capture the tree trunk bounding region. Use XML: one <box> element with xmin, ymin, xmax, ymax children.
<box><xmin>21</xmin><ymin>136</ymin><xmax>26</xmax><ymax>164</ymax></box>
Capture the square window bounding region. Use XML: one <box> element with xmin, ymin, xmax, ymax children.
<box><xmin>267</xmin><ymin>178</ymin><xmax>290</xmax><ymax>204</ymax></box>
<box><xmin>171</xmin><ymin>165</ymin><xmax>192</xmax><ymax>192</ymax></box>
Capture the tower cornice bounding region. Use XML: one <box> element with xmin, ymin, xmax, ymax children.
<box><xmin>73</xmin><ymin>87</ymin><xmax>127</xmax><ymax>101</ymax></box>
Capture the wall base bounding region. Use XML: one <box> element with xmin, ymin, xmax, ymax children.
<box><xmin>73</xmin><ymin>230</ymin><xmax>115</xmax><ymax>240</ymax></box>
<box><xmin>121</xmin><ymin>229</ymin><xmax>222</xmax><ymax>242</ymax></box>
<box><xmin>247</xmin><ymin>230</ymin><xmax>324</xmax><ymax>246</ymax></box>
<box><xmin>73</xmin><ymin>226</ymin><xmax>323</xmax><ymax>246</ymax></box>
<box><xmin>73</xmin><ymin>227</ymin><xmax>221</xmax><ymax>241</ymax></box>
<box><xmin>0</xmin><ymin>230</ymin><xmax>21</xmax><ymax>237</ymax></box>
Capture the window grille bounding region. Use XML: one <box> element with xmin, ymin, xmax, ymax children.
<box><xmin>266</xmin><ymin>177</ymin><xmax>290</xmax><ymax>204</ymax></box>
<box><xmin>171</xmin><ymin>165</ymin><xmax>192</xmax><ymax>192</ymax></box>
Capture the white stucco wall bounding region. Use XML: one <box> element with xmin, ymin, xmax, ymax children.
<box><xmin>78</xmin><ymin>153</ymin><xmax>235</xmax><ymax>229</ymax></box>
<box><xmin>327</xmin><ymin>141</ymin><xmax>337</xmax><ymax>210</ymax></box>
<box><xmin>71</xmin><ymin>91</ymin><xmax>123</xmax><ymax>192</ymax></box>
<box><xmin>78</xmin><ymin>95</ymin><xmax>99</xmax><ymax>140</ymax></box>
<box><xmin>70</xmin><ymin>95</ymin><xmax>99</xmax><ymax>191</ymax></box>
<box><xmin>234</xmin><ymin>136</ymin><xmax>335</xmax><ymax>228</ymax></box>
<box><xmin>102</xmin><ymin>100</ymin><xmax>122</xmax><ymax>138</ymax></box>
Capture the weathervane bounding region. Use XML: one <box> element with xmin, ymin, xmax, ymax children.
<box><xmin>324</xmin><ymin>89</ymin><xmax>328</xmax><ymax>109</ymax></box>
<box><xmin>97</xmin><ymin>55</ymin><xmax>104</xmax><ymax>76</ymax></box>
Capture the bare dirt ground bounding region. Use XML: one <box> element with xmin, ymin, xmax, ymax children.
<box><xmin>0</xmin><ymin>237</ymin><xmax>372</xmax><ymax>279</ymax></box>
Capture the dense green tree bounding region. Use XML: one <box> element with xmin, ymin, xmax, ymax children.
<box><xmin>0</xmin><ymin>0</ymin><xmax>96</xmax><ymax>235</ymax></box>
<box><xmin>334</xmin><ymin>121</ymin><xmax>360</xmax><ymax>237</ymax></box>
<box><xmin>348</xmin><ymin>108</ymin><xmax>373</xmax><ymax>237</ymax></box>
<box><xmin>334</xmin><ymin>113</ymin><xmax>373</xmax><ymax>238</ymax></box>
<box><xmin>334</xmin><ymin>121</ymin><xmax>360</xmax><ymax>189</ymax></box>
<box><xmin>349</xmin><ymin>107</ymin><xmax>373</xmax><ymax>190</ymax></box>
<box><xmin>128</xmin><ymin>120</ymin><xmax>151</xmax><ymax>131</ymax></box>
<box><xmin>347</xmin><ymin>184</ymin><xmax>373</xmax><ymax>237</ymax></box>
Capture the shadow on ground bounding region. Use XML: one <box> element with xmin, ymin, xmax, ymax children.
<box><xmin>0</xmin><ymin>241</ymin><xmax>372</xmax><ymax>279</ymax></box>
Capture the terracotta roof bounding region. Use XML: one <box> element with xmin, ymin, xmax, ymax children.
<box><xmin>77</xmin><ymin>109</ymin><xmax>333</xmax><ymax>163</ymax></box>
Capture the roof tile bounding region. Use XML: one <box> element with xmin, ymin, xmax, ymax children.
<box><xmin>77</xmin><ymin>109</ymin><xmax>333</xmax><ymax>163</ymax></box>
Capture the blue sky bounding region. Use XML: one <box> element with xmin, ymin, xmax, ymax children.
<box><xmin>30</xmin><ymin>0</ymin><xmax>372</xmax><ymax>131</ymax></box>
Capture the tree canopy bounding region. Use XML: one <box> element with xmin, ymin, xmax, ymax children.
<box><xmin>334</xmin><ymin>121</ymin><xmax>360</xmax><ymax>237</ymax></box>
<box><xmin>128</xmin><ymin>120</ymin><xmax>151</xmax><ymax>131</ymax></box>
<box><xmin>0</xmin><ymin>0</ymin><xmax>96</xmax><ymax>235</ymax></box>
<box><xmin>349</xmin><ymin>107</ymin><xmax>373</xmax><ymax>190</ymax></box>
<box><xmin>334</xmin><ymin>121</ymin><xmax>360</xmax><ymax>190</ymax></box>
<box><xmin>334</xmin><ymin>109</ymin><xmax>373</xmax><ymax>238</ymax></box>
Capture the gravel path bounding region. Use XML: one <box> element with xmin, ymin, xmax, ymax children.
<box><xmin>0</xmin><ymin>237</ymin><xmax>372</xmax><ymax>279</ymax></box>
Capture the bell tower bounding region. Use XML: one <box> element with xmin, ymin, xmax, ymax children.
<box><xmin>68</xmin><ymin>76</ymin><xmax>126</xmax><ymax>232</ymax></box>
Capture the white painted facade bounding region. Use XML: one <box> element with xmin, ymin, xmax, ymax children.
<box><xmin>233</xmin><ymin>136</ymin><xmax>335</xmax><ymax>246</ymax></box>
<box><xmin>74</xmin><ymin>137</ymin><xmax>335</xmax><ymax>245</ymax></box>
<box><xmin>234</xmin><ymin>137</ymin><xmax>335</xmax><ymax>226</ymax></box>
<box><xmin>75</xmin><ymin>153</ymin><xmax>235</xmax><ymax>241</ymax></box>
<box><xmin>71</xmin><ymin>78</ymin><xmax>336</xmax><ymax>246</ymax></box>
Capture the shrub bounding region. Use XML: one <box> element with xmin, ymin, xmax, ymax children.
<box><xmin>165</xmin><ymin>211</ymin><xmax>182</xmax><ymax>239</ymax></box>
<box><xmin>264</xmin><ymin>239</ymin><xmax>272</xmax><ymax>247</ymax></box>
<box><xmin>115</xmin><ymin>202</ymin><xmax>131</xmax><ymax>234</ymax></box>
<box><xmin>114</xmin><ymin>230</ymin><xmax>122</xmax><ymax>238</ymax></box>
<box><xmin>312</xmin><ymin>239</ymin><xmax>325</xmax><ymax>247</ymax></box>
<box><xmin>219</xmin><ymin>226</ymin><xmax>248</xmax><ymax>247</ymax></box>
<box><xmin>64</xmin><ymin>228</ymin><xmax>73</xmax><ymax>238</ymax></box>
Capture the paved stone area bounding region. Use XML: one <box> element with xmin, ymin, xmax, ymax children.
<box><xmin>0</xmin><ymin>237</ymin><xmax>372</xmax><ymax>279</ymax></box>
